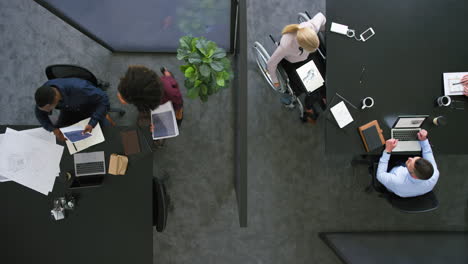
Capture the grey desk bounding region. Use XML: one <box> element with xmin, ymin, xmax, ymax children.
<box><xmin>325</xmin><ymin>0</ymin><xmax>468</xmax><ymax>157</ymax></box>
<box><xmin>0</xmin><ymin>126</ymin><xmax>153</xmax><ymax>264</ymax></box>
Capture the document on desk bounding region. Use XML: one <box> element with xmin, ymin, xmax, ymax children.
<box><xmin>0</xmin><ymin>134</ymin><xmax>11</xmax><ymax>182</ymax></box>
<box><xmin>19</xmin><ymin>127</ymin><xmax>56</xmax><ymax>144</ymax></box>
<box><xmin>330</xmin><ymin>101</ymin><xmax>354</xmax><ymax>128</ymax></box>
<box><xmin>443</xmin><ymin>72</ymin><xmax>468</xmax><ymax>96</ymax></box>
<box><xmin>61</xmin><ymin>118</ymin><xmax>105</xmax><ymax>155</ymax></box>
<box><xmin>0</xmin><ymin>128</ymin><xmax>63</xmax><ymax>194</ymax></box>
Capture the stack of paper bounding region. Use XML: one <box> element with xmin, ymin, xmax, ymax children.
<box><xmin>0</xmin><ymin>127</ymin><xmax>63</xmax><ymax>195</ymax></box>
<box><xmin>296</xmin><ymin>60</ymin><xmax>324</xmax><ymax>93</ymax></box>
<box><xmin>443</xmin><ymin>72</ymin><xmax>468</xmax><ymax>96</ymax></box>
<box><xmin>60</xmin><ymin>118</ymin><xmax>105</xmax><ymax>155</ymax></box>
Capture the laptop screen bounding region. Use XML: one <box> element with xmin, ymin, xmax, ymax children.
<box><xmin>393</xmin><ymin>117</ymin><xmax>426</xmax><ymax>128</ymax></box>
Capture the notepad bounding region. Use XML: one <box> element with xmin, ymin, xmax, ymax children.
<box><xmin>330</xmin><ymin>101</ymin><xmax>353</xmax><ymax>128</ymax></box>
<box><xmin>296</xmin><ymin>60</ymin><xmax>324</xmax><ymax>93</ymax></box>
<box><xmin>443</xmin><ymin>72</ymin><xmax>468</xmax><ymax>96</ymax></box>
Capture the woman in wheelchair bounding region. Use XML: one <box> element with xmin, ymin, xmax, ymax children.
<box><xmin>267</xmin><ymin>12</ymin><xmax>326</xmax><ymax>121</ymax></box>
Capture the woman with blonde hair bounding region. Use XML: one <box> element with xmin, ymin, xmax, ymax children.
<box><xmin>267</xmin><ymin>12</ymin><xmax>326</xmax><ymax>121</ymax></box>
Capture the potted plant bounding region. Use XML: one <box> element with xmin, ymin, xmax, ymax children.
<box><xmin>176</xmin><ymin>36</ymin><xmax>233</xmax><ymax>102</ymax></box>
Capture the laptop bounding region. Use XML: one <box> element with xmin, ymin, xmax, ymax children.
<box><xmin>74</xmin><ymin>151</ymin><xmax>106</xmax><ymax>176</ymax></box>
<box><xmin>391</xmin><ymin>115</ymin><xmax>428</xmax><ymax>152</ymax></box>
<box><xmin>70</xmin><ymin>151</ymin><xmax>106</xmax><ymax>189</ymax></box>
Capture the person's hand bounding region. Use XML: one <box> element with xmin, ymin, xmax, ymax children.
<box><xmin>274</xmin><ymin>82</ymin><xmax>280</xmax><ymax>87</ymax></box>
<box><xmin>461</xmin><ymin>75</ymin><xmax>468</xmax><ymax>97</ymax></box>
<box><xmin>82</xmin><ymin>124</ymin><xmax>93</xmax><ymax>134</ymax></box>
<box><xmin>417</xmin><ymin>129</ymin><xmax>428</xmax><ymax>141</ymax></box>
<box><xmin>150</xmin><ymin>124</ymin><xmax>155</xmax><ymax>133</ymax></box>
<box><xmin>53</xmin><ymin>128</ymin><xmax>66</xmax><ymax>142</ymax></box>
<box><xmin>385</xmin><ymin>139</ymin><xmax>398</xmax><ymax>153</ymax></box>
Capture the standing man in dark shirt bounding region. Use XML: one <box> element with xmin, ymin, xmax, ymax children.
<box><xmin>35</xmin><ymin>78</ymin><xmax>110</xmax><ymax>141</ymax></box>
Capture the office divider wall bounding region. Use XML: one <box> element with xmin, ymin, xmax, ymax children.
<box><xmin>233</xmin><ymin>0</ymin><xmax>247</xmax><ymax>227</ymax></box>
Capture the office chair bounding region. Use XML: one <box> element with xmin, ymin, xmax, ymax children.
<box><xmin>152</xmin><ymin>177</ymin><xmax>169</xmax><ymax>232</ymax></box>
<box><xmin>45</xmin><ymin>64</ymin><xmax>126</xmax><ymax>118</ymax></box>
<box><xmin>368</xmin><ymin>162</ymin><xmax>439</xmax><ymax>213</ymax></box>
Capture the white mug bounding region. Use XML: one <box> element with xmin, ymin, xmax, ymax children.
<box><xmin>436</xmin><ymin>95</ymin><xmax>451</xmax><ymax>107</ymax></box>
<box><xmin>361</xmin><ymin>97</ymin><xmax>374</xmax><ymax>109</ymax></box>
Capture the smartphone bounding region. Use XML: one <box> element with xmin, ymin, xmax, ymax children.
<box><xmin>360</xmin><ymin>27</ymin><xmax>375</xmax><ymax>42</ymax></box>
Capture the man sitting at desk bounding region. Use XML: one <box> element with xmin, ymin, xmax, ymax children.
<box><xmin>34</xmin><ymin>78</ymin><xmax>110</xmax><ymax>141</ymax></box>
<box><xmin>377</xmin><ymin>129</ymin><xmax>439</xmax><ymax>197</ymax></box>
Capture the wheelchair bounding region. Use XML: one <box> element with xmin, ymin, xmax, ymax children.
<box><xmin>253</xmin><ymin>11</ymin><xmax>326</xmax><ymax>121</ymax></box>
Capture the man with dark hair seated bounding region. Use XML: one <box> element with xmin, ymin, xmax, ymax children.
<box><xmin>377</xmin><ymin>129</ymin><xmax>439</xmax><ymax>197</ymax></box>
<box><xmin>35</xmin><ymin>78</ymin><xmax>110</xmax><ymax>141</ymax></box>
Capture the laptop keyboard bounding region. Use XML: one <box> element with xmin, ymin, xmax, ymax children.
<box><xmin>393</xmin><ymin>130</ymin><xmax>419</xmax><ymax>141</ymax></box>
<box><xmin>76</xmin><ymin>162</ymin><xmax>105</xmax><ymax>175</ymax></box>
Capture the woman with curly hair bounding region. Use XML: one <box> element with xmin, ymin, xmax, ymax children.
<box><xmin>117</xmin><ymin>65</ymin><xmax>184</xmax><ymax>146</ymax></box>
<box><xmin>118</xmin><ymin>65</ymin><xmax>183</xmax><ymax>120</ymax></box>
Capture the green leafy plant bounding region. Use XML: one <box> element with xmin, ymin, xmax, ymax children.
<box><xmin>177</xmin><ymin>36</ymin><xmax>233</xmax><ymax>102</ymax></box>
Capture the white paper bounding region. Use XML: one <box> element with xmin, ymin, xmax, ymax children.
<box><xmin>0</xmin><ymin>134</ymin><xmax>11</xmax><ymax>182</ymax></box>
<box><xmin>63</xmin><ymin>118</ymin><xmax>105</xmax><ymax>155</ymax></box>
<box><xmin>296</xmin><ymin>60</ymin><xmax>324</xmax><ymax>93</ymax></box>
<box><xmin>330</xmin><ymin>101</ymin><xmax>353</xmax><ymax>128</ymax></box>
<box><xmin>17</xmin><ymin>128</ymin><xmax>61</xmax><ymax>176</ymax></box>
<box><xmin>0</xmin><ymin>128</ymin><xmax>63</xmax><ymax>194</ymax></box>
<box><xmin>443</xmin><ymin>72</ymin><xmax>468</xmax><ymax>96</ymax></box>
<box><xmin>19</xmin><ymin>127</ymin><xmax>56</xmax><ymax>144</ymax></box>
<box><xmin>151</xmin><ymin>101</ymin><xmax>179</xmax><ymax>140</ymax></box>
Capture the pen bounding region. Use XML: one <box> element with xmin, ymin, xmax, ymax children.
<box><xmin>452</xmin><ymin>80</ymin><xmax>468</xmax><ymax>85</ymax></box>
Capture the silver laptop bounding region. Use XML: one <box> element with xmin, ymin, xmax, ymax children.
<box><xmin>73</xmin><ymin>151</ymin><xmax>106</xmax><ymax>177</ymax></box>
<box><xmin>391</xmin><ymin>115</ymin><xmax>428</xmax><ymax>152</ymax></box>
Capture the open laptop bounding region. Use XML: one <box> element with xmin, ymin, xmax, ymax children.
<box><xmin>391</xmin><ymin>115</ymin><xmax>428</xmax><ymax>152</ymax></box>
<box><xmin>70</xmin><ymin>151</ymin><xmax>106</xmax><ymax>189</ymax></box>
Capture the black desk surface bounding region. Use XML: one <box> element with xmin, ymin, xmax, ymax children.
<box><xmin>0</xmin><ymin>126</ymin><xmax>153</xmax><ymax>264</ymax></box>
<box><xmin>326</xmin><ymin>0</ymin><xmax>468</xmax><ymax>156</ymax></box>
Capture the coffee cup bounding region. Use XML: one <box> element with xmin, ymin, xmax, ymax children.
<box><xmin>361</xmin><ymin>97</ymin><xmax>374</xmax><ymax>109</ymax></box>
<box><xmin>436</xmin><ymin>95</ymin><xmax>451</xmax><ymax>107</ymax></box>
<box><xmin>433</xmin><ymin>116</ymin><xmax>447</xmax><ymax>126</ymax></box>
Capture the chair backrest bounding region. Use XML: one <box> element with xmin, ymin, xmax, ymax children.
<box><xmin>152</xmin><ymin>177</ymin><xmax>168</xmax><ymax>232</ymax></box>
<box><xmin>387</xmin><ymin>191</ymin><xmax>439</xmax><ymax>213</ymax></box>
<box><xmin>46</xmin><ymin>64</ymin><xmax>98</xmax><ymax>86</ymax></box>
<box><xmin>371</xmin><ymin>162</ymin><xmax>439</xmax><ymax>213</ymax></box>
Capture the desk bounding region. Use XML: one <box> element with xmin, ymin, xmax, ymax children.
<box><xmin>326</xmin><ymin>0</ymin><xmax>468</xmax><ymax>157</ymax></box>
<box><xmin>0</xmin><ymin>126</ymin><xmax>153</xmax><ymax>264</ymax></box>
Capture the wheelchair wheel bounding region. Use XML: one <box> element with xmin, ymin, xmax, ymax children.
<box><xmin>297</xmin><ymin>12</ymin><xmax>311</xmax><ymax>23</ymax></box>
<box><xmin>253</xmin><ymin>41</ymin><xmax>287</xmax><ymax>93</ymax></box>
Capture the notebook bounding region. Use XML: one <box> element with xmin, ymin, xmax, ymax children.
<box><xmin>358</xmin><ymin>120</ymin><xmax>385</xmax><ymax>152</ymax></box>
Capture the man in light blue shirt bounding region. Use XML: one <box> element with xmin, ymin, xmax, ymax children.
<box><xmin>377</xmin><ymin>129</ymin><xmax>439</xmax><ymax>198</ymax></box>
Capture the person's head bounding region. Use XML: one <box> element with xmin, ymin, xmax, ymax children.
<box><xmin>406</xmin><ymin>156</ymin><xmax>434</xmax><ymax>180</ymax></box>
<box><xmin>117</xmin><ymin>65</ymin><xmax>164</xmax><ymax>113</ymax></box>
<box><xmin>282</xmin><ymin>24</ymin><xmax>320</xmax><ymax>53</ymax></box>
<box><xmin>35</xmin><ymin>85</ymin><xmax>60</xmax><ymax>112</ymax></box>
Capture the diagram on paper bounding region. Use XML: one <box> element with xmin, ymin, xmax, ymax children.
<box><xmin>7</xmin><ymin>154</ymin><xmax>28</xmax><ymax>173</ymax></box>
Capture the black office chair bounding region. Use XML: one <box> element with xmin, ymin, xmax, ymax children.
<box><xmin>152</xmin><ymin>177</ymin><xmax>169</xmax><ymax>232</ymax></box>
<box><xmin>368</xmin><ymin>162</ymin><xmax>439</xmax><ymax>213</ymax></box>
<box><xmin>45</xmin><ymin>64</ymin><xmax>126</xmax><ymax>117</ymax></box>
